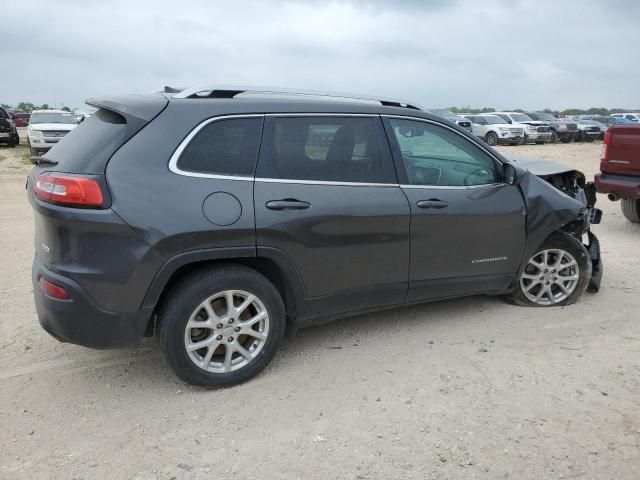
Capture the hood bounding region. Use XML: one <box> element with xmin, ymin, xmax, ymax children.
<box><xmin>519</xmin><ymin>120</ymin><xmax>548</xmax><ymax>126</ymax></box>
<box><xmin>508</xmin><ymin>155</ymin><xmax>585</xmax><ymax>180</ymax></box>
<box><xmin>29</xmin><ymin>123</ymin><xmax>77</xmax><ymax>132</ymax></box>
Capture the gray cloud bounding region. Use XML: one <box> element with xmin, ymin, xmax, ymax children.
<box><xmin>1</xmin><ymin>0</ymin><xmax>638</xmax><ymax>110</ymax></box>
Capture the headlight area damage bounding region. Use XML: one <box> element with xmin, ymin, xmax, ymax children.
<box><xmin>511</xmin><ymin>156</ymin><xmax>603</xmax><ymax>293</ymax></box>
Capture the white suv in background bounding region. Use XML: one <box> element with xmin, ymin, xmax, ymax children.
<box><xmin>490</xmin><ymin>112</ymin><xmax>553</xmax><ymax>144</ymax></box>
<box><xmin>27</xmin><ymin>110</ymin><xmax>78</xmax><ymax>156</ymax></box>
<box><xmin>610</xmin><ymin>113</ymin><xmax>640</xmax><ymax>123</ymax></box>
<box><xmin>463</xmin><ymin>114</ymin><xmax>524</xmax><ymax>146</ymax></box>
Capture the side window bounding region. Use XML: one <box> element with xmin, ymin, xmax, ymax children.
<box><xmin>388</xmin><ymin>118</ymin><xmax>500</xmax><ymax>187</ymax></box>
<box><xmin>177</xmin><ymin>117</ymin><xmax>262</xmax><ymax>176</ymax></box>
<box><xmin>264</xmin><ymin>117</ymin><xmax>385</xmax><ymax>183</ymax></box>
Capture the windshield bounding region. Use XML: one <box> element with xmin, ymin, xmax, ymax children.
<box><xmin>510</xmin><ymin>113</ymin><xmax>533</xmax><ymax>122</ymax></box>
<box><xmin>30</xmin><ymin>112</ymin><xmax>77</xmax><ymax>124</ymax></box>
<box><xmin>483</xmin><ymin>115</ymin><xmax>508</xmax><ymax>124</ymax></box>
<box><xmin>531</xmin><ymin>113</ymin><xmax>556</xmax><ymax>121</ymax></box>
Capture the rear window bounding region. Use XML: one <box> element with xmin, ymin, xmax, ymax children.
<box><xmin>177</xmin><ymin>117</ymin><xmax>262</xmax><ymax>176</ymax></box>
<box><xmin>44</xmin><ymin>109</ymin><xmax>129</xmax><ymax>174</ymax></box>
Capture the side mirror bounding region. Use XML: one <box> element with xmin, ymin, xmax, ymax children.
<box><xmin>504</xmin><ymin>163</ymin><xmax>518</xmax><ymax>185</ymax></box>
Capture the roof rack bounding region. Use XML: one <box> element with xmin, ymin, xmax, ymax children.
<box><xmin>172</xmin><ymin>85</ymin><xmax>422</xmax><ymax>110</ymax></box>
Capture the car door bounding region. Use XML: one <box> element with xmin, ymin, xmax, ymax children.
<box><xmin>382</xmin><ymin>116</ymin><xmax>527</xmax><ymax>302</ymax></box>
<box><xmin>254</xmin><ymin>114</ymin><xmax>410</xmax><ymax>318</ymax></box>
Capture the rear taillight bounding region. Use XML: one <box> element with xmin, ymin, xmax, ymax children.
<box><xmin>601</xmin><ymin>130</ymin><xmax>612</xmax><ymax>161</ymax></box>
<box><xmin>39</xmin><ymin>276</ymin><xmax>70</xmax><ymax>300</ymax></box>
<box><xmin>34</xmin><ymin>173</ymin><xmax>104</xmax><ymax>207</ymax></box>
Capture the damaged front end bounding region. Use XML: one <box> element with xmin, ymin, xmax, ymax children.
<box><xmin>511</xmin><ymin>156</ymin><xmax>603</xmax><ymax>293</ymax></box>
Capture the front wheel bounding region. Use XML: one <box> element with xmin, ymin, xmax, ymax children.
<box><xmin>158</xmin><ymin>265</ymin><xmax>286</xmax><ymax>387</ymax></box>
<box><xmin>485</xmin><ymin>132</ymin><xmax>498</xmax><ymax>146</ymax></box>
<box><xmin>549</xmin><ymin>130</ymin><xmax>558</xmax><ymax>143</ymax></box>
<box><xmin>505</xmin><ymin>232</ymin><xmax>591</xmax><ymax>307</ymax></box>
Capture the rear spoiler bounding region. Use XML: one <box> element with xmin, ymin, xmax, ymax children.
<box><xmin>85</xmin><ymin>94</ymin><xmax>168</xmax><ymax>136</ymax></box>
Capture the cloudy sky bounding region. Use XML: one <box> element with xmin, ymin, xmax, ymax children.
<box><xmin>2</xmin><ymin>0</ymin><xmax>639</xmax><ymax>111</ymax></box>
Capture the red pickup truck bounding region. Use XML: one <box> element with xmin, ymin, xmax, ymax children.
<box><xmin>595</xmin><ymin>124</ymin><xmax>640</xmax><ymax>222</ymax></box>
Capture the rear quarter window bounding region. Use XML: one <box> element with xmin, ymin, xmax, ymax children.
<box><xmin>44</xmin><ymin>109</ymin><xmax>129</xmax><ymax>174</ymax></box>
<box><xmin>176</xmin><ymin>117</ymin><xmax>263</xmax><ymax>176</ymax></box>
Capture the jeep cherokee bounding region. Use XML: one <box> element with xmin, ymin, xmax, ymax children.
<box><xmin>28</xmin><ymin>86</ymin><xmax>603</xmax><ymax>387</ymax></box>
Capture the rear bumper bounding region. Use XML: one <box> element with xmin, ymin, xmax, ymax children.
<box><xmin>594</xmin><ymin>172</ymin><xmax>640</xmax><ymax>200</ymax></box>
<box><xmin>32</xmin><ymin>257</ymin><xmax>153</xmax><ymax>349</ymax></box>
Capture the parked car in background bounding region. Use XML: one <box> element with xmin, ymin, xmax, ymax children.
<box><xmin>0</xmin><ymin>106</ymin><xmax>19</xmax><ymax>147</ymax></box>
<box><xmin>11</xmin><ymin>111</ymin><xmax>31</xmax><ymax>127</ymax></box>
<box><xmin>428</xmin><ymin>109</ymin><xmax>473</xmax><ymax>134</ymax></box>
<box><xmin>595</xmin><ymin>124</ymin><xmax>640</xmax><ymax>222</ymax></box>
<box><xmin>27</xmin><ymin>110</ymin><xmax>78</xmax><ymax>156</ymax></box>
<box><xmin>28</xmin><ymin>86</ymin><xmax>602</xmax><ymax>386</ymax></box>
<box><xmin>464</xmin><ymin>114</ymin><xmax>524</xmax><ymax>146</ymax></box>
<box><xmin>491</xmin><ymin>112</ymin><xmax>553</xmax><ymax>144</ymax></box>
<box><xmin>525</xmin><ymin>112</ymin><xmax>578</xmax><ymax>143</ymax></box>
<box><xmin>611</xmin><ymin>113</ymin><xmax>640</xmax><ymax>123</ymax></box>
<box><xmin>575</xmin><ymin>120</ymin><xmax>602</xmax><ymax>142</ymax></box>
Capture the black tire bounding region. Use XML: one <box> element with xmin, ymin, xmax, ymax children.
<box><xmin>520</xmin><ymin>134</ymin><xmax>528</xmax><ymax>145</ymax></box>
<box><xmin>621</xmin><ymin>198</ymin><xmax>640</xmax><ymax>223</ymax></box>
<box><xmin>535</xmin><ymin>141</ymin><xmax>545</xmax><ymax>144</ymax></box>
<box><xmin>158</xmin><ymin>265</ymin><xmax>286</xmax><ymax>387</ymax></box>
<box><xmin>549</xmin><ymin>130</ymin><xmax>558</xmax><ymax>143</ymax></box>
<box><xmin>505</xmin><ymin>231</ymin><xmax>592</xmax><ymax>307</ymax></box>
<box><xmin>485</xmin><ymin>131</ymin><xmax>498</xmax><ymax>146</ymax></box>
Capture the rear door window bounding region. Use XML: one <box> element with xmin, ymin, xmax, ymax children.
<box><xmin>259</xmin><ymin>116</ymin><xmax>388</xmax><ymax>183</ymax></box>
<box><xmin>177</xmin><ymin>117</ymin><xmax>263</xmax><ymax>176</ymax></box>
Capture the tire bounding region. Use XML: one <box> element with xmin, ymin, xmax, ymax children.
<box><xmin>621</xmin><ymin>198</ymin><xmax>640</xmax><ymax>223</ymax></box>
<box><xmin>158</xmin><ymin>265</ymin><xmax>286</xmax><ymax>387</ymax></box>
<box><xmin>505</xmin><ymin>231</ymin><xmax>591</xmax><ymax>307</ymax></box>
<box><xmin>485</xmin><ymin>131</ymin><xmax>498</xmax><ymax>146</ymax></box>
<box><xmin>520</xmin><ymin>134</ymin><xmax>528</xmax><ymax>145</ymax></box>
<box><xmin>549</xmin><ymin>130</ymin><xmax>558</xmax><ymax>143</ymax></box>
<box><xmin>535</xmin><ymin>141</ymin><xmax>545</xmax><ymax>144</ymax></box>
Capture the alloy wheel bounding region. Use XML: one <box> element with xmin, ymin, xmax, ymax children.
<box><xmin>520</xmin><ymin>249</ymin><xmax>580</xmax><ymax>305</ymax></box>
<box><xmin>184</xmin><ymin>290</ymin><xmax>270</xmax><ymax>373</ymax></box>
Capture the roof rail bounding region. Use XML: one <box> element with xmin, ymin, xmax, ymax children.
<box><xmin>172</xmin><ymin>85</ymin><xmax>423</xmax><ymax>110</ymax></box>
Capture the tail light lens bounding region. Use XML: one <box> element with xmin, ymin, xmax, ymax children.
<box><xmin>34</xmin><ymin>173</ymin><xmax>104</xmax><ymax>207</ymax></box>
<box><xmin>39</xmin><ymin>276</ymin><xmax>70</xmax><ymax>300</ymax></box>
<box><xmin>601</xmin><ymin>130</ymin><xmax>612</xmax><ymax>162</ymax></box>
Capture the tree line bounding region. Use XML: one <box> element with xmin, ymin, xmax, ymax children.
<box><xmin>1</xmin><ymin>102</ymin><xmax>72</xmax><ymax>112</ymax></box>
<box><xmin>448</xmin><ymin>106</ymin><xmax>637</xmax><ymax>116</ymax></box>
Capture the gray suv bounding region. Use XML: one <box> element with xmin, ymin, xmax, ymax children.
<box><xmin>28</xmin><ymin>87</ymin><xmax>602</xmax><ymax>386</ymax></box>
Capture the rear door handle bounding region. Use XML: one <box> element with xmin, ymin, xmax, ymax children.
<box><xmin>416</xmin><ymin>199</ymin><xmax>449</xmax><ymax>209</ymax></box>
<box><xmin>265</xmin><ymin>199</ymin><xmax>311</xmax><ymax>210</ymax></box>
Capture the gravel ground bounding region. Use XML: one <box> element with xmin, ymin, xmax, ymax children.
<box><xmin>1</xmin><ymin>135</ymin><xmax>639</xmax><ymax>479</ymax></box>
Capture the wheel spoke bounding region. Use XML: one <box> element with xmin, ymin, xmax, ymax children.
<box><xmin>223</xmin><ymin>344</ymin><xmax>233</xmax><ymax>372</ymax></box>
<box><xmin>553</xmin><ymin>251</ymin><xmax>565</xmax><ymax>268</ymax></box>
<box><xmin>524</xmin><ymin>280</ymin><xmax>540</xmax><ymax>292</ymax></box>
<box><xmin>239</xmin><ymin>310</ymin><xmax>266</xmax><ymax>327</ymax></box>
<box><xmin>558</xmin><ymin>274</ymin><xmax>579</xmax><ymax>281</ymax></box>
<box><xmin>202</xmin><ymin>301</ymin><xmax>219</xmax><ymax>323</ymax></box>
<box><xmin>200</xmin><ymin>343</ymin><xmax>217</xmax><ymax>369</ymax></box>
<box><xmin>235</xmin><ymin>294</ymin><xmax>255</xmax><ymax>317</ymax></box>
<box><xmin>242</xmin><ymin>328</ymin><xmax>267</xmax><ymax>341</ymax></box>
<box><xmin>235</xmin><ymin>343</ymin><xmax>252</xmax><ymax>360</ymax></box>
<box><xmin>187</xmin><ymin>337</ymin><xmax>214</xmax><ymax>352</ymax></box>
<box><xmin>521</xmin><ymin>273</ymin><xmax>539</xmax><ymax>280</ymax></box>
<box><xmin>535</xmin><ymin>286</ymin><xmax>547</xmax><ymax>301</ymax></box>
<box><xmin>225</xmin><ymin>291</ymin><xmax>235</xmax><ymax>315</ymax></box>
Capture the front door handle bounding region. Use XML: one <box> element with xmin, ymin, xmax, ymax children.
<box><xmin>416</xmin><ymin>199</ymin><xmax>449</xmax><ymax>209</ymax></box>
<box><xmin>265</xmin><ymin>199</ymin><xmax>311</xmax><ymax>210</ymax></box>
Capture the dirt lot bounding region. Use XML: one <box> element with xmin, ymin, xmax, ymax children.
<box><xmin>1</xmin><ymin>134</ymin><xmax>639</xmax><ymax>479</ymax></box>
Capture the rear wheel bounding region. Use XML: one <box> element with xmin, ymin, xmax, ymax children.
<box><xmin>485</xmin><ymin>132</ymin><xmax>498</xmax><ymax>146</ymax></box>
<box><xmin>506</xmin><ymin>232</ymin><xmax>591</xmax><ymax>307</ymax></box>
<box><xmin>621</xmin><ymin>198</ymin><xmax>640</xmax><ymax>223</ymax></box>
<box><xmin>158</xmin><ymin>265</ymin><xmax>286</xmax><ymax>387</ymax></box>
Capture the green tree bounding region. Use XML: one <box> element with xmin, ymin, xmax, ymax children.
<box><xmin>61</xmin><ymin>106</ymin><xmax>71</xmax><ymax>112</ymax></box>
<box><xmin>1</xmin><ymin>103</ymin><xmax>12</xmax><ymax>110</ymax></box>
<box><xmin>39</xmin><ymin>104</ymin><xmax>49</xmax><ymax>110</ymax></box>
<box><xmin>17</xmin><ymin>102</ymin><xmax>35</xmax><ymax>112</ymax></box>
